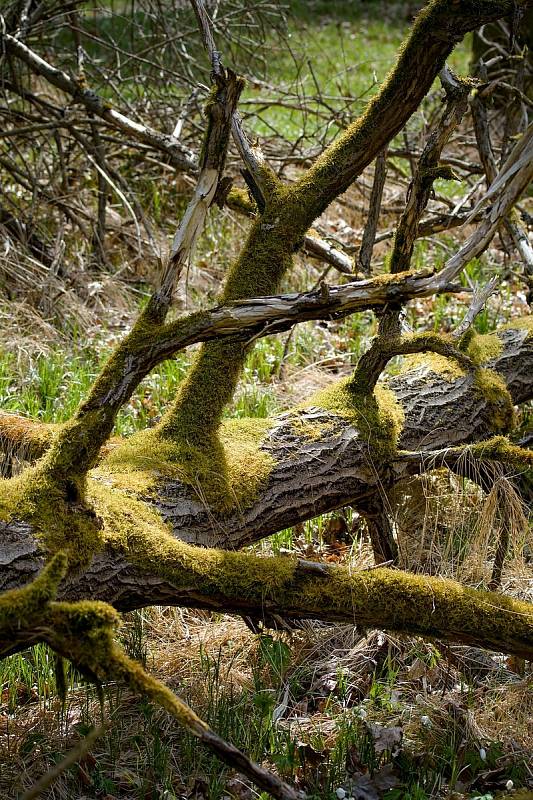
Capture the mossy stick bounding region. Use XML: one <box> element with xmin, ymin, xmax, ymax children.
<box><xmin>4</xmin><ymin>567</ymin><xmax>301</xmax><ymax>800</ymax></box>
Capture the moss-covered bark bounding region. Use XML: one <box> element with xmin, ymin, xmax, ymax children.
<box><xmin>155</xmin><ymin>0</ymin><xmax>519</xmax><ymax>450</ymax></box>
<box><xmin>4</xmin><ymin>536</ymin><xmax>533</xmax><ymax>659</ymax></box>
<box><xmin>158</xmin><ymin>195</ymin><xmax>296</xmax><ymax>440</ymax></box>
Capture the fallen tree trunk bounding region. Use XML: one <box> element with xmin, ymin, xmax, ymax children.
<box><xmin>0</xmin><ymin>323</ymin><xmax>531</xmax><ymax>565</ymax></box>
<box><xmin>1</xmin><ymin>322</ymin><xmax>532</xmax><ymax>655</ymax></box>
<box><xmin>3</xmin><ymin>527</ymin><xmax>533</xmax><ymax>659</ymax></box>
<box><xmin>154</xmin><ymin>321</ymin><xmax>533</xmax><ymax>547</ymax></box>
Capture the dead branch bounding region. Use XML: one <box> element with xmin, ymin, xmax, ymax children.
<box><xmin>0</xmin><ymin>30</ymin><xmax>197</xmax><ymax>171</ymax></box>
<box><xmin>356</xmin><ymin>147</ymin><xmax>388</xmax><ymax>274</ymax></box>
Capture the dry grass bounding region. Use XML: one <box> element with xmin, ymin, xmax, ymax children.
<box><xmin>393</xmin><ymin>466</ymin><xmax>532</xmax><ymax>591</ymax></box>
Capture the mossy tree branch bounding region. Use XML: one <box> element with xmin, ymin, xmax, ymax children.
<box><xmin>0</xmin><ymin>271</ymin><xmax>460</xmax><ymax>477</ymax></box>
<box><xmin>0</xmin><ymin>562</ymin><xmax>301</xmax><ymax>800</ymax></box>
<box><xmin>155</xmin><ymin>133</ymin><xmax>532</xmax><ymax>444</ymax></box>
<box><xmin>3</xmin><ymin>548</ymin><xmax>532</xmax><ymax>795</ymax></box>
<box><xmin>20</xmin><ymin>1</ymin><xmax>528</xmax><ymax>476</ymax></box>
<box><xmin>0</xmin><ymin>321</ymin><xmax>521</xmax><ymax>566</ymax></box>
<box><xmin>351</xmin><ymin>332</ymin><xmax>474</xmax><ymax>395</ymax></box>
<box><xmin>283</xmin><ymin>0</ymin><xmax>523</xmax><ymax>230</ymax></box>
<box><xmin>0</xmin><ymin>267</ymin><xmax>477</xmax><ymax>470</ymax></box>
<box><xmin>2</xmin><ymin>321</ymin><xmax>530</xmax><ymax>556</ymax></box>
<box><xmin>157</xmin><ymin>0</ymin><xmax>528</xmax><ymax>445</ymax></box>
<box><xmin>3</xmin><ymin>543</ymin><xmax>533</xmax><ymax>660</ymax></box>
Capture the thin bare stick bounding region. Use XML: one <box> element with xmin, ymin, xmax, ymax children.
<box><xmin>356</xmin><ymin>147</ymin><xmax>388</xmax><ymax>274</ymax></box>
<box><xmin>439</xmin><ymin>147</ymin><xmax>533</xmax><ymax>284</ymax></box>
<box><xmin>471</xmin><ymin>98</ymin><xmax>533</xmax><ymax>280</ymax></box>
<box><xmin>302</xmin><ymin>232</ymin><xmax>354</xmax><ymax>275</ymax></box>
<box><xmin>189</xmin><ymin>0</ymin><xmax>223</xmax><ymax>78</ymax></box>
<box><xmin>20</xmin><ymin>727</ymin><xmax>106</xmax><ymax>800</ymax></box>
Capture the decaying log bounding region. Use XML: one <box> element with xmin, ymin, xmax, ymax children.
<box><xmin>1</xmin><ymin>322</ymin><xmax>531</xmax><ymax>601</ymax></box>
<box><xmin>154</xmin><ymin>322</ymin><xmax>532</xmax><ymax>548</ymax></box>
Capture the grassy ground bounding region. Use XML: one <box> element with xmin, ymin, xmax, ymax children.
<box><xmin>1</xmin><ymin>1</ymin><xmax>532</xmax><ymax>799</ymax></box>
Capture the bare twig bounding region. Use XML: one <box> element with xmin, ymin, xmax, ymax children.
<box><xmin>356</xmin><ymin>147</ymin><xmax>388</xmax><ymax>274</ymax></box>
<box><xmin>147</xmin><ymin>7</ymin><xmax>244</xmax><ymax>319</ymax></box>
<box><xmin>20</xmin><ymin>727</ymin><xmax>106</xmax><ymax>800</ymax></box>
<box><xmin>302</xmin><ymin>232</ymin><xmax>354</xmax><ymax>275</ymax></box>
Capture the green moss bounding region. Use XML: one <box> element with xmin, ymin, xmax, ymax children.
<box><xmin>226</xmin><ymin>186</ymin><xmax>257</xmax><ymax>215</ymax></box>
<box><xmin>464</xmin><ymin>435</ymin><xmax>533</xmax><ymax>465</ymax></box>
<box><xmin>291</xmin><ymin>565</ymin><xmax>533</xmax><ymax>650</ymax></box>
<box><xmin>42</xmin><ymin>409</ymin><xmax>114</xmax><ymax>481</ymax></box>
<box><xmin>101</xmin><ymin>416</ymin><xmax>275</xmax><ymax>514</ymax></box>
<box><xmin>473</xmin><ymin>368</ymin><xmax>515</xmax><ymax>432</ymax></box>
<box><xmin>501</xmin><ymin>315</ymin><xmax>533</xmax><ymax>337</ymax></box>
<box><xmin>130</xmin><ymin>526</ymin><xmax>297</xmax><ymax>602</ymax></box>
<box><xmin>289</xmin><ymin>414</ymin><xmax>336</xmax><ymax>441</ymax></box>
<box><xmin>352</xmin><ymin>332</ymin><xmax>473</xmax><ymax>393</ymax></box>
<box><xmin>400</xmin><ymin>352</ymin><xmax>466</xmax><ymax>381</ymax></box>
<box><xmin>0</xmin><ymin>552</ymin><xmax>67</xmax><ymax>637</ymax></box>
<box><xmin>0</xmin><ymin>414</ymin><xmax>58</xmax><ymax>460</ymax></box>
<box><xmin>46</xmin><ymin>599</ymin><xmax>122</xmax><ymax>683</ymax></box>
<box><xmin>51</xmin><ymin>599</ymin><xmax>120</xmax><ymax>637</ymax></box>
<box><xmin>465</xmin><ymin>332</ymin><xmax>503</xmax><ymax>364</ymax></box>
<box><xmin>0</xmin><ymin>414</ymin><xmax>274</xmax><ymax>571</ymax></box>
<box><xmin>303</xmin><ymin>379</ymin><xmax>404</xmax><ymax>460</ymax></box>
<box><xmin>77</xmin><ymin>480</ymin><xmax>297</xmax><ymax>604</ymax></box>
<box><xmin>0</xmin><ymin>468</ymin><xmax>104</xmax><ymax>568</ymax></box>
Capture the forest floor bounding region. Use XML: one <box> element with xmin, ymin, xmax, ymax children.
<box><xmin>0</xmin><ymin>1</ymin><xmax>532</xmax><ymax>798</ymax></box>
